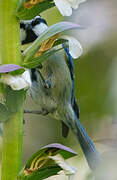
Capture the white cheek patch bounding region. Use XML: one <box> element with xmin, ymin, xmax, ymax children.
<box><xmin>20</xmin><ymin>28</ymin><xmax>26</xmax><ymax>42</ymax></box>
<box><xmin>33</xmin><ymin>23</ymin><xmax>48</xmax><ymax>36</ymax></box>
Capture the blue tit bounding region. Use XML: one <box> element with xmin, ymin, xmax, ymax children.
<box><xmin>20</xmin><ymin>15</ymin><xmax>101</xmax><ymax>170</ymax></box>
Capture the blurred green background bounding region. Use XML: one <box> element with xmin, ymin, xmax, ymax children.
<box><xmin>1</xmin><ymin>0</ymin><xmax>117</xmax><ymax>179</ymax></box>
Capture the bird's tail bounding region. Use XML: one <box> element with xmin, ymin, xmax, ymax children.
<box><xmin>68</xmin><ymin>103</ymin><xmax>102</xmax><ymax>170</ymax></box>
<box><xmin>73</xmin><ymin>115</ymin><xmax>101</xmax><ymax>170</ymax></box>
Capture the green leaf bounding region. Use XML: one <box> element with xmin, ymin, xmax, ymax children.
<box><xmin>22</xmin><ymin>22</ymin><xmax>82</xmax><ymax>62</ymax></box>
<box><xmin>17</xmin><ymin>143</ymin><xmax>77</xmax><ymax>180</ymax></box>
<box><xmin>16</xmin><ymin>0</ymin><xmax>55</xmax><ymax>20</ymax></box>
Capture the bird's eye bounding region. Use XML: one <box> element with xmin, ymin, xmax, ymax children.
<box><xmin>36</xmin><ymin>64</ymin><xmax>43</xmax><ymax>69</ymax></box>
<box><xmin>32</xmin><ymin>18</ymin><xmax>40</xmax><ymax>26</ymax></box>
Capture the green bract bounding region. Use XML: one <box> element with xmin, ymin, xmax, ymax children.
<box><xmin>18</xmin><ymin>143</ymin><xmax>77</xmax><ymax>180</ymax></box>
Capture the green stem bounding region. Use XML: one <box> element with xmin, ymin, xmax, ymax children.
<box><xmin>2</xmin><ymin>88</ymin><xmax>26</xmax><ymax>180</ymax></box>
<box><xmin>0</xmin><ymin>0</ymin><xmax>21</xmax><ymax>65</ymax></box>
<box><xmin>0</xmin><ymin>1</ymin><xmax>25</xmax><ymax>180</ymax></box>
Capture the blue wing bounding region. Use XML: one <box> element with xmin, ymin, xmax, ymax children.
<box><xmin>63</xmin><ymin>45</ymin><xmax>80</xmax><ymax>117</ymax></box>
<box><xmin>62</xmin><ymin>45</ymin><xmax>80</xmax><ymax>137</ymax></box>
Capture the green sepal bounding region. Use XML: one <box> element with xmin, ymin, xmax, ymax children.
<box><xmin>16</xmin><ymin>0</ymin><xmax>55</xmax><ymax>20</ymax></box>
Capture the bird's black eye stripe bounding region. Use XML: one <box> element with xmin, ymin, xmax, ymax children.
<box><xmin>31</xmin><ymin>18</ymin><xmax>47</xmax><ymax>27</ymax></box>
<box><xmin>20</xmin><ymin>22</ymin><xmax>25</xmax><ymax>29</ymax></box>
<box><xmin>22</xmin><ymin>29</ymin><xmax>38</xmax><ymax>45</ymax></box>
<box><xmin>41</xmin><ymin>18</ymin><xmax>47</xmax><ymax>25</ymax></box>
<box><xmin>30</xmin><ymin>69</ymin><xmax>37</xmax><ymax>82</ymax></box>
<box><xmin>31</xmin><ymin>18</ymin><xmax>40</xmax><ymax>26</ymax></box>
<box><xmin>37</xmin><ymin>64</ymin><xmax>43</xmax><ymax>69</ymax></box>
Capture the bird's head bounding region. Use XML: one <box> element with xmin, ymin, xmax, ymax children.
<box><xmin>20</xmin><ymin>15</ymin><xmax>48</xmax><ymax>44</ymax></box>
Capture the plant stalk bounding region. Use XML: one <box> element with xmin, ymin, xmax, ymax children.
<box><xmin>0</xmin><ymin>0</ymin><xmax>25</xmax><ymax>180</ymax></box>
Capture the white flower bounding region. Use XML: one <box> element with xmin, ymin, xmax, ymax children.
<box><xmin>49</xmin><ymin>154</ymin><xmax>77</xmax><ymax>180</ymax></box>
<box><xmin>61</xmin><ymin>35</ymin><xmax>83</xmax><ymax>59</ymax></box>
<box><xmin>0</xmin><ymin>70</ymin><xmax>31</xmax><ymax>90</ymax></box>
<box><xmin>54</xmin><ymin>0</ymin><xmax>86</xmax><ymax>16</ymax></box>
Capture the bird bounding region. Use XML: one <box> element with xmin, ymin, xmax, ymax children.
<box><xmin>20</xmin><ymin>15</ymin><xmax>101</xmax><ymax>171</ymax></box>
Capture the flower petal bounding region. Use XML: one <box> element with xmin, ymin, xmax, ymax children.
<box><xmin>0</xmin><ymin>64</ymin><xmax>23</xmax><ymax>73</ymax></box>
<box><xmin>0</xmin><ymin>70</ymin><xmax>31</xmax><ymax>90</ymax></box>
<box><xmin>49</xmin><ymin>154</ymin><xmax>77</xmax><ymax>179</ymax></box>
<box><xmin>54</xmin><ymin>0</ymin><xmax>72</xmax><ymax>16</ymax></box>
<box><xmin>61</xmin><ymin>35</ymin><xmax>83</xmax><ymax>59</ymax></box>
<box><xmin>68</xmin><ymin>0</ymin><xmax>86</xmax><ymax>9</ymax></box>
<box><xmin>43</xmin><ymin>143</ymin><xmax>77</xmax><ymax>156</ymax></box>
